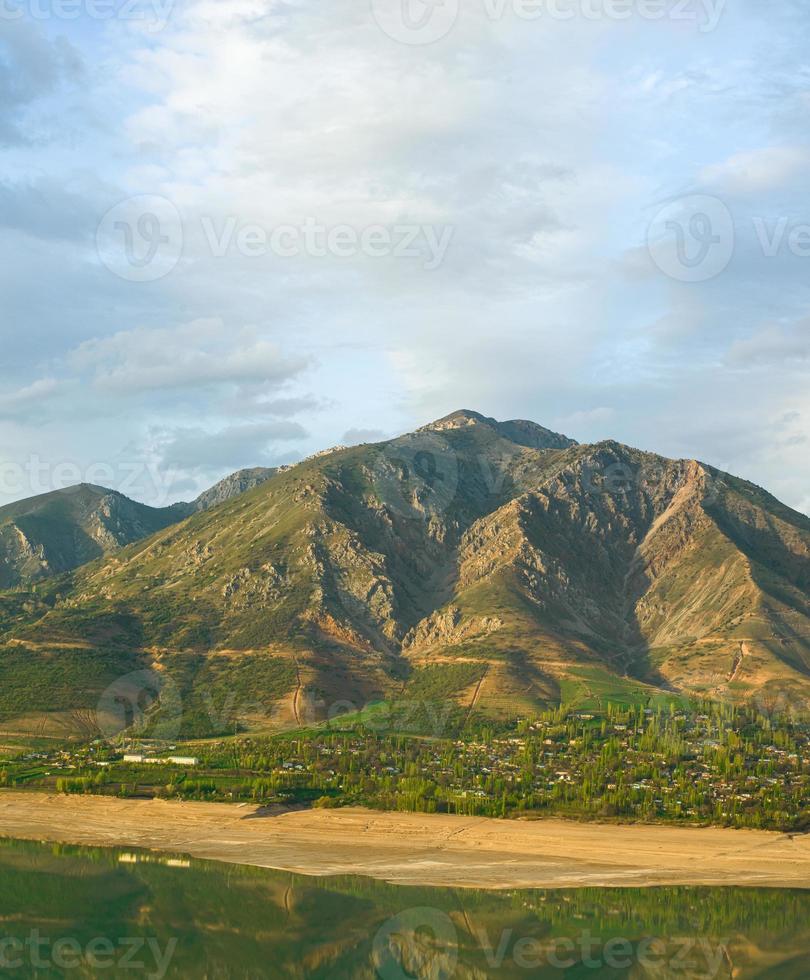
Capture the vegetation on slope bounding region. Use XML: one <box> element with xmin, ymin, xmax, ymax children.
<box><xmin>0</xmin><ymin>411</ymin><xmax>808</xmax><ymax>741</ymax></box>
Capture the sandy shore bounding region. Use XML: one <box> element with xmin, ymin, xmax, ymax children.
<box><xmin>0</xmin><ymin>791</ymin><xmax>808</xmax><ymax>889</ymax></box>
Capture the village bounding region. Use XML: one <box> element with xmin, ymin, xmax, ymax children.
<box><xmin>3</xmin><ymin>701</ymin><xmax>808</xmax><ymax>830</ymax></box>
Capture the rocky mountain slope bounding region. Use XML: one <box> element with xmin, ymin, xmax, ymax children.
<box><xmin>0</xmin><ymin>485</ymin><xmax>185</xmax><ymax>589</ymax></box>
<box><xmin>186</xmin><ymin>467</ymin><xmax>278</xmax><ymax>513</ymax></box>
<box><xmin>1</xmin><ymin>410</ymin><xmax>808</xmax><ymax>737</ymax></box>
<box><xmin>0</xmin><ymin>469</ymin><xmax>280</xmax><ymax>590</ymax></box>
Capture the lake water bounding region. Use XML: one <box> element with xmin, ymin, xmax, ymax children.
<box><xmin>0</xmin><ymin>837</ymin><xmax>807</xmax><ymax>977</ymax></box>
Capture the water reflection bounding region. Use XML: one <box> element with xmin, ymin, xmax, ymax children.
<box><xmin>0</xmin><ymin>837</ymin><xmax>807</xmax><ymax>977</ymax></box>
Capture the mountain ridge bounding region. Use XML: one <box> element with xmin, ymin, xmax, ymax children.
<box><xmin>0</xmin><ymin>410</ymin><xmax>808</xmax><ymax>738</ymax></box>
<box><xmin>0</xmin><ymin>484</ymin><xmax>185</xmax><ymax>590</ymax></box>
<box><xmin>0</xmin><ymin>467</ymin><xmax>280</xmax><ymax>589</ymax></box>
<box><xmin>419</xmin><ymin>408</ymin><xmax>578</xmax><ymax>451</ymax></box>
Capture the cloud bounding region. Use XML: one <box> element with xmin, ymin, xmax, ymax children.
<box><xmin>551</xmin><ymin>407</ymin><xmax>616</xmax><ymax>441</ymax></box>
<box><xmin>727</xmin><ymin>322</ymin><xmax>810</xmax><ymax>368</ymax></box>
<box><xmin>155</xmin><ymin>420</ymin><xmax>307</xmax><ymax>472</ymax></box>
<box><xmin>701</xmin><ymin>146</ymin><xmax>810</xmax><ymax>195</ymax></box>
<box><xmin>2</xmin><ymin>0</ymin><xmax>810</xmax><ymax>517</ymax></box>
<box><xmin>0</xmin><ymin>177</ymin><xmax>101</xmax><ymax>242</ymax></box>
<box><xmin>69</xmin><ymin>319</ymin><xmax>310</xmax><ymax>393</ymax></box>
<box><xmin>0</xmin><ymin>21</ymin><xmax>82</xmax><ymax>145</ymax></box>
<box><xmin>0</xmin><ymin>378</ymin><xmax>61</xmax><ymax>418</ymax></box>
<box><xmin>342</xmin><ymin>427</ymin><xmax>387</xmax><ymax>445</ymax></box>
<box><xmin>221</xmin><ymin>392</ymin><xmax>323</xmax><ymax>418</ymax></box>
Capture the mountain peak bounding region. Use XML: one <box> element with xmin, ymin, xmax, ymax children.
<box><xmin>431</xmin><ymin>409</ymin><xmax>491</xmax><ymax>426</ymax></box>
<box><xmin>2</xmin><ymin>409</ymin><xmax>810</xmax><ymax>735</ymax></box>
<box><xmin>190</xmin><ymin>467</ymin><xmax>278</xmax><ymax>513</ymax></box>
<box><xmin>422</xmin><ymin>409</ymin><xmax>577</xmax><ymax>451</ymax></box>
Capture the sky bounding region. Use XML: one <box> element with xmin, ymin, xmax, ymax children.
<box><xmin>1</xmin><ymin>0</ymin><xmax>809</xmax><ymax>512</ymax></box>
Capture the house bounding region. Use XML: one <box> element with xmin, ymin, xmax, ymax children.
<box><xmin>122</xmin><ymin>753</ymin><xmax>199</xmax><ymax>766</ymax></box>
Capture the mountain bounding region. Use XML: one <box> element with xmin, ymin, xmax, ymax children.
<box><xmin>0</xmin><ymin>469</ymin><xmax>281</xmax><ymax>590</ymax></box>
<box><xmin>187</xmin><ymin>467</ymin><xmax>278</xmax><ymax>513</ymax></box>
<box><xmin>1</xmin><ymin>409</ymin><xmax>808</xmax><ymax>738</ymax></box>
<box><xmin>0</xmin><ymin>485</ymin><xmax>185</xmax><ymax>590</ymax></box>
<box><xmin>424</xmin><ymin>409</ymin><xmax>577</xmax><ymax>450</ymax></box>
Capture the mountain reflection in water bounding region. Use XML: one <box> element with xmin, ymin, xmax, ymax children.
<box><xmin>0</xmin><ymin>837</ymin><xmax>808</xmax><ymax>978</ymax></box>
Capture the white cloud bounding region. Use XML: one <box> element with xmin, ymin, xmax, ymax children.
<box><xmin>0</xmin><ymin>176</ymin><xmax>101</xmax><ymax>241</ymax></box>
<box><xmin>727</xmin><ymin>322</ymin><xmax>810</xmax><ymax>367</ymax></box>
<box><xmin>552</xmin><ymin>407</ymin><xmax>616</xmax><ymax>440</ymax></box>
<box><xmin>701</xmin><ymin>146</ymin><xmax>810</xmax><ymax>195</ymax></box>
<box><xmin>154</xmin><ymin>420</ymin><xmax>307</xmax><ymax>472</ymax></box>
<box><xmin>69</xmin><ymin>319</ymin><xmax>309</xmax><ymax>393</ymax></box>
<box><xmin>2</xmin><ymin>1</ymin><xmax>810</xmax><ymax>516</ymax></box>
<box><xmin>0</xmin><ymin>378</ymin><xmax>61</xmax><ymax>417</ymax></box>
<box><xmin>342</xmin><ymin>427</ymin><xmax>387</xmax><ymax>445</ymax></box>
<box><xmin>0</xmin><ymin>20</ymin><xmax>83</xmax><ymax>145</ymax></box>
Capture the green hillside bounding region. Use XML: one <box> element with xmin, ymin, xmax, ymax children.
<box><xmin>1</xmin><ymin>410</ymin><xmax>808</xmax><ymax>740</ymax></box>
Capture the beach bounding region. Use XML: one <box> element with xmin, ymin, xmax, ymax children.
<box><xmin>0</xmin><ymin>791</ymin><xmax>808</xmax><ymax>890</ymax></box>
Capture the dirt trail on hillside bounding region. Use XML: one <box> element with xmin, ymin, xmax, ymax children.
<box><xmin>291</xmin><ymin>654</ymin><xmax>303</xmax><ymax>725</ymax></box>
<box><xmin>728</xmin><ymin>642</ymin><xmax>749</xmax><ymax>683</ymax></box>
<box><xmin>465</xmin><ymin>666</ymin><xmax>489</xmax><ymax>722</ymax></box>
<box><xmin>1</xmin><ymin>792</ymin><xmax>809</xmax><ymax>890</ymax></box>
